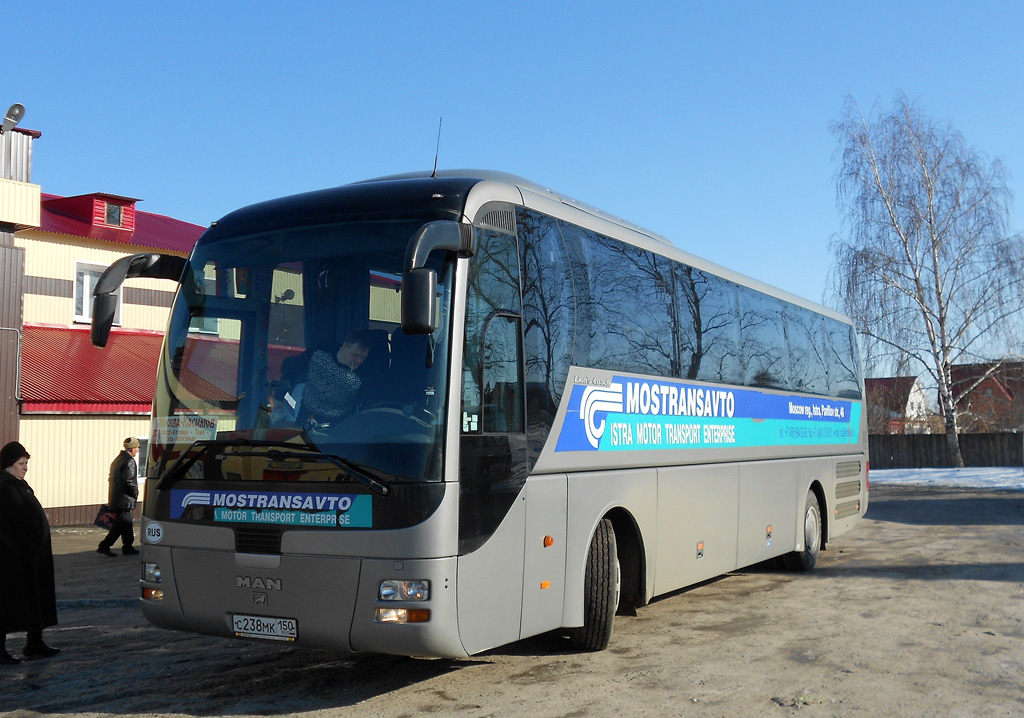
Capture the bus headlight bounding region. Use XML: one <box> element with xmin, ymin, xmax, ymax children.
<box><xmin>143</xmin><ymin>562</ymin><xmax>162</xmax><ymax>583</ymax></box>
<box><xmin>378</xmin><ymin>579</ymin><xmax>430</xmax><ymax>601</ymax></box>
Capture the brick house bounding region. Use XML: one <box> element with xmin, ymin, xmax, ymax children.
<box><xmin>951</xmin><ymin>362</ymin><xmax>1024</xmax><ymax>433</ymax></box>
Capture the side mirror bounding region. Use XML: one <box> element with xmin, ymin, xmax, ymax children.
<box><xmin>400</xmin><ymin>220</ymin><xmax>474</xmax><ymax>335</ymax></box>
<box><xmin>91</xmin><ymin>253</ymin><xmax>188</xmax><ymax>347</ymax></box>
<box><xmin>401</xmin><ymin>268</ymin><xmax>437</xmax><ymax>334</ymax></box>
<box><xmin>91</xmin><ymin>294</ymin><xmax>120</xmax><ymax>347</ymax></box>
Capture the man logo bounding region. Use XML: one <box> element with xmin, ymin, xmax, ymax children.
<box><xmin>236</xmin><ymin>576</ymin><xmax>282</xmax><ymax>591</ymax></box>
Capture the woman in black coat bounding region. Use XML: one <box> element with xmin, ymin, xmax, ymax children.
<box><xmin>0</xmin><ymin>441</ymin><xmax>60</xmax><ymax>665</ymax></box>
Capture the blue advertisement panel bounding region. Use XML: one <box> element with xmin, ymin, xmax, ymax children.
<box><xmin>170</xmin><ymin>489</ymin><xmax>372</xmax><ymax>528</ymax></box>
<box><xmin>555</xmin><ymin>375</ymin><xmax>861</xmax><ymax>453</ymax></box>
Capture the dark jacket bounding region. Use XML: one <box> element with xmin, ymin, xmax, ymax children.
<box><xmin>108</xmin><ymin>450</ymin><xmax>139</xmax><ymax>514</ymax></box>
<box><xmin>0</xmin><ymin>469</ymin><xmax>58</xmax><ymax>633</ymax></box>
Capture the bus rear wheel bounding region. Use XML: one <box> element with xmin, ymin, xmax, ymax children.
<box><xmin>569</xmin><ymin>519</ymin><xmax>620</xmax><ymax>651</ymax></box>
<box><xmin>783</xmin><ymin>489</ymin><xmax>821</xmax><ymax>572</ymax></box>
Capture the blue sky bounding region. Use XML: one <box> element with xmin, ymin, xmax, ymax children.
<box><xmin>7</xmin><ymin>2</ymin><xmax>1024</xmax><ymax>307</ymax></box>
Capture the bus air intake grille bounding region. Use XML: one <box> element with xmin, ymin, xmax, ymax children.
<box><xmin>834</xmin><ymin>501</ymin><xmax>861</xmax><ymax>520</ymax></box>
<box><xmin>835</xmin><ymin>480</ymin><xmax>862</xmax><ymax>499</ymax></box>
<box><xmin>835</xmin><ymin>461</ymin><xmax>862</xmax><ymax>479</ymax></box>
<box><xmin>235</xmin><ymin>527</ymin><xmax>282</xmax><ymax>554</ymax></box>
<box><xmin>477</xmin><ymin>206</ymin><xmax>517</xmax><ymax>235</ymax></box>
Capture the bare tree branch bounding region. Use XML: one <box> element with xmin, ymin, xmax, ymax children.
<box><xmin>828</xmin><ymin>92</ymin><xmax>1024</xmax><ymax>466</ymax></box>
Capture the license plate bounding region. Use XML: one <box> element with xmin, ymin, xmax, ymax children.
<box><xmin>231</xmin><ymin>614</ymin><xmax>298</xmax><ymax>641</ymax></box>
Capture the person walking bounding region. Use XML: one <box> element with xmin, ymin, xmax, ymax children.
<box><xmin>97</xmin><ymin>437</ymin><xmax>140</xmax><ymax>558</ymax></box>
<box><xmin>0</xmin><ymin>441</ymin><xmax>60</xmax><ymax>664</ymax></box>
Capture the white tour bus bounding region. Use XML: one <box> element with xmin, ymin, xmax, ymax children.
<box><xmin>91</xmin><ymin>171</ymin><xmax>868</xmax><ymax>657</ymax></box>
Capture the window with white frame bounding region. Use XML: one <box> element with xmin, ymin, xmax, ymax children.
<box><xmin>188</xmin><ymin>274</ymin><xmax>220</xmax><ymax>334</ymax></box>
<box><xmin>75</xmin><ymin>262</ymin><xmax>122</xmax><ymax>324</ymax></box>
<box><xmin>105</xmin><ymin>202</ymin><xmax>124</xmax><ymax>227</ymax></box>
<box><xmin>137</xmin><ymin>438</ymin><xmax>149</xmax><ymax>478</ymax></box>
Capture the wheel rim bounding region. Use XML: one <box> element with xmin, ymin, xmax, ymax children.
<box><xmin>804</xmin><ymin>504</ymin><xmax>820</xmax><ymax>551</ymax></box>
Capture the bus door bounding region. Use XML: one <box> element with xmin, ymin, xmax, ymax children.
<box><xmin>456</xmin><ymin>226</ymin><xmax>530</xmax><ymax>655</ymax></box>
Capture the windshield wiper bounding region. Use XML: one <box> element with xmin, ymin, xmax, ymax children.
<box><xmin>259</xmin><ymin>449</ymin><xmax>392</xmax><ymax>497</ymax></box>
<box><xmin>156</xmin><ymin>438</ymin><xmax>246</xmax><ymax>490</ymax></box>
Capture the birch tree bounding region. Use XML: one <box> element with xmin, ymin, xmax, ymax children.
<box><xmin>830</xmin><ymin>92</ymin><xmax>1024</xmax><ymax>466</ymax></box>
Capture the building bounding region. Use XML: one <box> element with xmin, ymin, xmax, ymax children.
<box><xmin>1</xmin><ymin>124</ymin><xmax>39</xmax><ymax>442</ymax></box>
<box><xmin>951</xmin><ymin>362</ymin><xmax>1024</xmax><ymax>433</ymax></box>
<box><xmin>864</xmin><ymin>376</ymin><xmax>932</xmax><ymax>434</ymax></box>
<box><xmin>1</xmin><ymin>124</ymin><xmax>204</xmax><ymax>525</ymax></box>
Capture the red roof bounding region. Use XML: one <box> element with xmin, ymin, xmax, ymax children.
<box><xmin>865</xmin><ymin>376</ymin><xmax>920</xmax><ymax>414</ymax></box>
<box><xmin>951</xmin><ymin>362</ymin><xmax>1024</xmax><ymax>403</ymax></box>
<box><xmin>38</xmin><ymin>193</ymin><xmax>205</xmax><ymax>254</ymax></box>
<box><xmin>20</xmin><ymin>324</ymin><xmax>163</xmax><ymax>413</ymax></box>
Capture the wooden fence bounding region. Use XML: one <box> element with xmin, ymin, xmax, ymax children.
<box><xmin>869</xmin><ymin>433</ymin><xmax>1024</xmax><ymax>469</ymax></box>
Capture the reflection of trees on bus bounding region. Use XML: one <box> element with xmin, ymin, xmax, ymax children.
<box><xmin>738</xmin><ymin>291</ymin><xmax>787</xmax><ymax>390</ymax></box>
<box><xmin>469</xmin><ymin>204</ymin><xmax>865</xmax><ymax>441</ymax></box>
<box><xmin>677</xmin><ymin>266</ymin><xmax>738</xmax><ymax>382</ymax></box>
<box><xmin>570</xmin><ymin>225</ymin><xmax>676</xmax><ymax>378</ymax></box>
<box><xmin>517</xmin><ymin>209</ymin><xmax>574</xmax><ymax>417</ymax></box>
<box><xmin>463</xmin><ymin>225</ymin><xmax>522</xmax><ymax>434</ymax></box>
<box><xmin>786</xmin><ymin>307</ymin><xmax>834</xmax><ymax>395</ymax></box>
<box><xmin>826</xmin><ymin>321</ymin><xmax>863</xmax><ymax>398</ymax></box>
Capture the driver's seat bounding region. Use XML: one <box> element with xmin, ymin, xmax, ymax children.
<box><xmin>385</xmin><ymin>329</ymin><xmax>430</xmax><ymax>407</ymax></box>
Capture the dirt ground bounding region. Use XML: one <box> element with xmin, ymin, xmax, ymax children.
<box><xmin>2</xmin><ymin>485</ymin><xmax>1022</xmax><ymax>718</ymax></box>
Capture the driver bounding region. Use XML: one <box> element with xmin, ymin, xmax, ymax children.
<box><xmin>300</xmin><ymin>330</ymin><xmax>373</xmax><ymax>429</ymax></box>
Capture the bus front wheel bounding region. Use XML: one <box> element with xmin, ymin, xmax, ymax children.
<box><xmin>569</xmin><ymin>519</ymin><xmax>620</xmax><ymax>651</ymax></box>
<box><xmin>783</xmin><ymin>489</ymin><xmax>821</xmax><ymax>572</ymax></box>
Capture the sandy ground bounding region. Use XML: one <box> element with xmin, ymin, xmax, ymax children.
<box><xmin>2</xmin><ymin>485</ymin><xmax>1022</xmax><ymax>717</ymax></box>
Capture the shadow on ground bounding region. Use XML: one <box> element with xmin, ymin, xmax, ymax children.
<box><xmin>866</xmin><ymin>487</ymin><xmax>1024</xmax><ymax>527</ymax></box>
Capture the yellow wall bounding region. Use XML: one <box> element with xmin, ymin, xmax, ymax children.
<box><xmin>0</xmin><ymin>177</ymin><xmax>41</xmax><ymax>227</ymax></box>
<box><xmin>15</xmin><ymin>232</ymin><xmax>180</xmax><ymax>331</ymax></box>
<box><xmin>20</xmin><ymin>415</ymin><xmax>152</xmax><ymax>512</ymax></box>
<box><xmin>370</xmin><ymin>285</ymin><xmax>401</xmax><ymax>324</ymax></box>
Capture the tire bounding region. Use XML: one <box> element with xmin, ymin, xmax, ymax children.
<box><xmin>569</xmin><ymin>519</ymin><xmax>620</xmax><ymax>651</ymax></box>
<box><xmin>783</xmin><ymin>489</ymin><xmax>821</xmax><ymax>572</ymax></box>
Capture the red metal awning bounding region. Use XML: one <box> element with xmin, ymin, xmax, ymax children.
<box><xmin>20</xmin><ymin>324</ymin><xmax>163</xmax><ymax>414</ymax></box>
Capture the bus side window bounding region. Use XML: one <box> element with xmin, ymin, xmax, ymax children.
<box><xmin>482</xmin><ymin>314</ymin><xmax>523</xmax><ymax>433</ymax></box>
<box><xmin>462</xmin><ymin>227</ymin><xmax>523</xmax><ymax>433</ymax></box>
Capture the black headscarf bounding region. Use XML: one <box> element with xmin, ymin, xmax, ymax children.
<box><xmin>0</xmin><ymin>441</ymin><xmax>30</xmax><ymax>470</ymax></box>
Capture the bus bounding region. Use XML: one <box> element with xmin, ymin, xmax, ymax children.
<box><xmin>91</xmin><ymin>170</ymin><xmax>867</xmax><ymax>657</ymax></box>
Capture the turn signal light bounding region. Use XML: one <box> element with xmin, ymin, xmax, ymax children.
<box><xmin>375</xmin><ymin>608</ymin><xmax>431</xmax><ymax>623</ymax></box>
<box><xmin>142</xmin><ymin>587</ymin><xmax>164</xmax><ymax>601</ymax></box>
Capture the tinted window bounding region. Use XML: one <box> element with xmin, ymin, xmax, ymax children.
<box><xmin>676</xmin><ymin>266</ymin><xmax>742</xmax><ymax>384</ymax></box>
<box><xmin>506</xmin><ymin>208</ymin><xmax>863</xmax><ymax>404</ymax></box>
<box><xmin>517</xmin><ymin>208</ymin><xmax>574</xmax><ymax>415</ymax></box>
<box><xmin>738</xmin><ymin>288</ymin><xmax>789</xmax><ymax>390</ymax></box>
<box><xmin>562</xmin><ymin>223</ymin><xmax>674</xmax><ymax>376</ymax></box>
<box><xmin>786</xmin><ymin>306</ymin><xmax>830</xmax><ymax>395</ymax></box>
<box><xmin>482</xmin><ymin>314</ymin><xmax>524</xmax><ymax>432</ymax></box>
<box><xmin>827</xmin><ymin>320</ymin><xmax>863</xmax><ymax>399</ymax></box>
<box><xmin>462</xmin><ymin>228</ymin><xmax>522</xmax><ymax>423</ymax></box>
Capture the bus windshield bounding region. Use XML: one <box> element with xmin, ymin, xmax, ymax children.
<box><xmin>150</xmin><ymin>216</ymin><xmax>454</xmax><ymax>489</ymax></box>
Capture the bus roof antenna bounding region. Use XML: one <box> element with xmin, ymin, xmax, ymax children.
<box><xmin>431</xmin><ymin>117</ymin><xmax>443</xmax><ymax>178</ymax></box>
